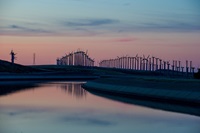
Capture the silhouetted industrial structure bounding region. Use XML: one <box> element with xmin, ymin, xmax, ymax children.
<box><xmin>10</xmin><ymin>50</ymin><xmax>16</xmax><ymax>64</ymax></box>
<box><xmin>99</xmin><ymin>55</ymin><xmax>195</xmax><ymax>76</ymax></box>
<box><xmin>57</xmin><ymin>50</ymin><xmax>95</xmax><ymax>67</ymax></box>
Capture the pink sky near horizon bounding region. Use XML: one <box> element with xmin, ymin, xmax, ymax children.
<box><xmin>1</xmin><ymin>32</ymin><xmax>200</xmax><ymax>69</ymax></box>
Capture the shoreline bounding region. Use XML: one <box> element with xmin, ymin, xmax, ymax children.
<box><xmin>0</xmin><ymin>75</ymin><xmax>99</xmax><ymax>81</ymax></box>
<box><xmin>0</xmin><ymin>72</ymin><xmax>99</xmax><ymax>82</ymax></box>
<box><xmin>82</xmin><ymin>77</ymin><xmax>200</xmax><ymax>107</ymax></box>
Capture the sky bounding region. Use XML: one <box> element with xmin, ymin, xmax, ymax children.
<box><xmin>0</xmin><ymin>0</ymin><xmax>200</xmax><ymax>68</ymax></box>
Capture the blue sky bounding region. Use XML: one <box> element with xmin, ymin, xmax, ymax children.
<box><xmin>1</xmin><ymin>0</ymin><xmax>200</xmax><ymax>36</ymax></box>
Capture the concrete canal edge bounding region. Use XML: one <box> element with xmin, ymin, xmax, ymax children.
<box><xmin>0</xmin><ymin>74</ymin><xmax>99</xmax><ymax>81</ymax></box>
<box><xmin>82</xmin><ymin>79</ymin><xmax>200</xmax><ymax>107</ymax></box>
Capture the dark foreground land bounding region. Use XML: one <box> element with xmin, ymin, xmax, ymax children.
<box><xmin>0</xmin><ymin>59</ymin><xmax>166</xmax><ymax>81</ymax></box>
<box><xmin>1</xmin><ymin>59</ymin><xmax>199</xmax><ymax>80</ymax></box>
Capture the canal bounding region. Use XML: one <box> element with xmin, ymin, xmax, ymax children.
<box><xmin>0</xmin><ymin>81</ymin><xmax>199</xmax><ymax>133</ymax></box>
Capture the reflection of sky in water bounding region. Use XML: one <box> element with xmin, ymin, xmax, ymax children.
<box><xmin>0</xmin><ymin>82</ymin><xmax>200</xmax><ymax>133</ymax></box>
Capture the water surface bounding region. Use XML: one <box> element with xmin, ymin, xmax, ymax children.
<box><xmin>0</xmin><ymin>81</ymin><xmax>199</xmax><ymax>133</ymax></box>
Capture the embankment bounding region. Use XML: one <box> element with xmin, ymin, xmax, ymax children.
<box><xmin>82</xmin><ymin>77</ymin><xmax>200</xmax><ymax>107</ymax></box>
<box><xmin>0</xmin><ymin>73</ymin><xmax>99</xmax><ymax>81</ymax></box>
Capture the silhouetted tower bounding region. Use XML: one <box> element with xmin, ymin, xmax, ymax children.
<box><xmin>136</xmin><ymin>56</ymin><xmax>139</xmax><ymax>70</ymax></box>
<box><xmin>152</xmin><ymin>56</ymin><xmax>155</xmax><ymax>71</ymax></box>
<box><xmin>172</xmin><ymin>60</ymin><xmax>175</xmax><ymax>71</ymax></box>
<box><xmin>159</xmin><ymin>59</ymin><xmax>162</xmax><ymax>70</ymax></box>
<box><xmin>10</xmin><ymin>50</ymin><xmax>16</xmax><ymax>64</ymax></box>
<box><xmin>163</xmin><ymin>61</ymin><xmax>166</xmax><ymax>70</ymax></box>
<box><xmin>190</xmin><ymin>61</ymin><xmax>192</xmax><ymax>73</ymax></box>
<box><xmin>175</xmin><ymin>60</ymin><xmax>177</xmax><ymax>71</ymax></box>
<box><xmin>181</xmin><ymin>66</ymin><xmax>184</xmax><ymax>73</ymax></box>
<box><xmin>57</xmin><ymin>58</ymin><xmax>60</xmax><ymax>65</ymax></box>
<box><xmin>167</xmin><ymin>61</ymin><xmax>170</xmax><ymax>72</ymax></box>
<box><xmin>155</xmin><ymin>58</ymin><xmax>159</xmax><ymax>70</ymax></box>
<box><xmin>33</xmin><ymin>53</ymin><xmax>36</xmax><ymax>65</ymax></box>
<box><xmin>186</xmin><ymin>60</ymin><xmax>189</xmax><ymax>75</ymax></box>
<box><xmin>149</xmin><ymin>58</ymin><xmax>151</xmax><ymax>71</ymax></box>
<box><xmin>167</xmin><ymin>61</ymin><xmax>170</xmax><ymax>75</ymax></box>
<box><xmin>178</xmin><ymin>61</ymin><xmax>181</xmax><ymax>72</ymax></box>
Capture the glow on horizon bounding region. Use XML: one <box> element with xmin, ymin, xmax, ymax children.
<box><xmin>0</xmin><ymin>0</ymin><xmax>200</xmax><ymax>68</ymax></box>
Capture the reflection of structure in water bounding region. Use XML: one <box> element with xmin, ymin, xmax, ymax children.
<box><xmin>60</xmin><ymin>83</ymin><xmax>87</xmax><ymax>99</ymax></box>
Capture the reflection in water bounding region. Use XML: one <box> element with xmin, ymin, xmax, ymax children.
<box><xmin>1</xmin><ymin>81</ymin><xmax>200</xmax><ymax>117</ymax></box>
<box><xmin>59</xmin><ymin>82</ymin><xmax>87</xmax><ymax>99</ymax></box>
<box><xmin>0</xmin><ymin>81</ymin><xmax>86</xmax><ymax>99</ymax></box>
<box><xmin>0</xmin><ymin>81</ymin><xmax>200</xmax><ymax>133</ymax></box>
<box><xmin>0</xmin><ymin>81</ymin><xmax>41</xmax><ymax>96</ymax></box>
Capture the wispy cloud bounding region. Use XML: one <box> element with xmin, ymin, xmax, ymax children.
<box><xmin>116</xmin><ymin>20</ymin><xmax>200</xmax><ymax>34</ymax></box>
<box><xmin>55</xmin><ymin>18</ymin><xmax>120</xmax><ymax>36</ymax></box>
<box><xmin>9</xmin><ymin>24</ymin><xmax>51</xmax><ymax>33</ymax></box>
<box><xmin>1</xmin><ymin>17</ymin><xmax>200</xmax><ymax>37</ymax></box>
<box><xmin>0</xmin><ymin>18</ymin><xmax>119</xmax><ymax>36</ymax></box>
<box><xmin>0</xmin><ymin>24</ymin><xmax>54</xmax><ymax>36</ymax></box>
<box><xmin>140</xmin><ymin>21</ymin><xmax>200</xmax><ymax>32</ymax></box>
<box><xmin>62</xmin><ymin>18</ymin><xmax>119</xmax><ymax>27</ymax></box>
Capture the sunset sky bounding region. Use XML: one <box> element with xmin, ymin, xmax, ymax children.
<box><xmin>0</xmin><ymin>0</ymin><xmax>200</xmax><ymax>68</ymax></box>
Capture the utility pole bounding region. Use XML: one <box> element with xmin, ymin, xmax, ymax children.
<box><xmin>33</xmin><ymin>53</ymin><xmax>36</xmax><ymax>65</ymax></box>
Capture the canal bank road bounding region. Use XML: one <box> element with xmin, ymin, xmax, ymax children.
<box><xmin>0</xmin><ymin>73</ymin><xmax>99</xmax><ymax>81</ymax></box>
<box><xmin>82</xmin><ymin>78</ymin><xmax>200</xmax><ymax>106</ymax></box>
